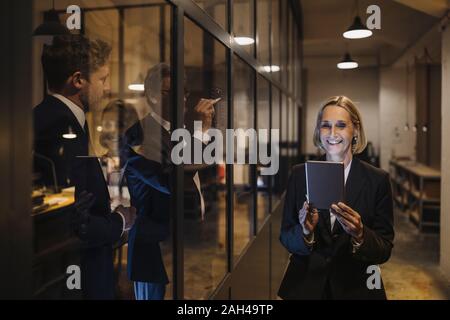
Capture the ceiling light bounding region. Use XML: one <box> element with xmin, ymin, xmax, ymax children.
<box><xmin>343</xmin><ymin>16</ymin><xmax>373</xmax><ymax>39</ymax></box>
<box><xmin>337</xmin><ymin>53</ymin><xmax>358</xmax><ymax>69</ymax></box>
<box><xmin>33</xmin><ymin>6</ymin><xmax>70</xmax><ymax>37</ymax></box>
<box><xmin>260</xmin><ymin>65</ymin><xmax>280</xmax><ymax>73</ymax></box>
<box><xmin>234</xmin><ymin>37</ymin><xmax>255</xmax><ymax>46</ymax></box>
<box><xmin>62</xmin><ymin>126</ymin><xmax>77</xmax><ymax>139</ymax></box>
<box><xmin>128</xmin><ymin>84</ymin><xmax>145</xmax><ymax>92</ymax></box>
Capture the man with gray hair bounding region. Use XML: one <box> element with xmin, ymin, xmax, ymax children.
<box><xmin>122</xmin><ymin>63</ymin><xmax>219</xmax><ymax>300</ymax></box>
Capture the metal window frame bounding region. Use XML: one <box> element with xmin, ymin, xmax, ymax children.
<box><xmin>53</xmin><ymin>0</ymin><xmax>303</xmax><ymax>300</ymax></box>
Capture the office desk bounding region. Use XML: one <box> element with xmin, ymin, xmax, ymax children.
<box><xmin>32</xmin><ymin>188</ymin><xmax>82</xmax><ymax>299</ymax></box>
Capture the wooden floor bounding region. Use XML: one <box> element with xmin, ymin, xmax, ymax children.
<box><xmin>115</xmin><ymin>205</ymin><xmax>450</xmax><ymax>300</ymax></box>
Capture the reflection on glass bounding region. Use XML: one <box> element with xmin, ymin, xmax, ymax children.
<box><xmin>280</xmin><ymin>0</ymin><xmax>288</xmax><ymax>87</ymax></box>
<box><xmin>292</xmin><ymin>101</ymin><xmax>299</xmax><ymax>161</ymax></box>
<box><xmin>257</xmin><ymin>0</ymin><xmax>270</xmax><ymax>66</ymax></box>
<box><xmin>183</xmin><ymin>17</ymin><xmax>228</xmax><ymax>299</ymax></box>
<box><xmin>257</xmin><ymin>75</ymin><xmax>270</xmax><ymax>230</ymax></box>
<box><xmin>86</xmin><ymin>4</ymin><xmax>173</xmax><ymax>300</ymax></box>
<box><xmin>194</xmin><ymin>0</ymin><xmax>228</xmax><ymax>31</ymax></box>
<box><xmin>233</xmin><ymin>0</ymin><xmax>254</xmax><ymax>55</ymax></box>
<box><xmin>293</xmin><ymin>22</ymin><xmax>299</xmax><ymax>97</ymax></box>
<box><xmin>271</xmin><ymin>0</ymin><xmax>281</xmax><ymax>81</ymax></box>
<box><xmin>288</xmin><ymin>9</ymin><xmax>294</xmax><ymax>93</ymax></box>
<box><xmin>233</xmin><ymin>55</ymin><xmax>255</xmax><ymax>261</ymax></box>
<box><xmin>32</xmin><ymin>2</ymin><xmax>175</xmax><ymax>300</ymax></box>
<box><xmin>288</xmin><ymin>98</ymin><xmax>294</xmax><ymax>169</ymax></box>
<box><xmin>123</xmin><ymin>4</ymin><xmax>174</xmax><ymax>300</ymax></box>
<box><xmin>280</xmin><ymin>94</ymin><xmax>289</xmax><ymax>191</ymax></box>
<box><xmin>271</xmin><ymin>87</ymin><xmax>282</xmax><ymax>207</ymax></box>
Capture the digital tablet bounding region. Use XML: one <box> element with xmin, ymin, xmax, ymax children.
<box><xmin>305</xmin><ymin>160</ymin><xmax>344</xmax><ymax>210</ymax></box>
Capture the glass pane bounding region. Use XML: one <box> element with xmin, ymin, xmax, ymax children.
<box><xmin>233</xmin><ymin>55</ymin><xmax>255</xmax><ymax>262</ymax></box>
<box><xmin>233</xmin><ymin>0</ymin><xmax>255</xmax><ymax>56</ymax></box>
<box><xmin>289</xmin><ymin>98</ymin><xmax>295</xmax><ymax>168</ymax></box>
<box><xmin>280</xmin><ymin>94</ymin><xmax>289</xmax><ymax>189</ymax></box>
<box><xmin>271</xmin><ymin>0</ymin><xmax>281</xmax><ymax>81</ymax></box>
<box><xmin>121</xmin><ymin>4</ymin><xmax>173</xmax><ymax>300</ymax></box>
<box><xmin>32</xmin><ymin>2</ymin><xmax>173</xmax><ymax>300</ymax></box>
<box><xmin>293</xmin><ymin>103</ymin><xmax>299</xmax><ymax>160</ymax></box>
<box><xmin>194</xmin><ymin>0</ymin><xmax>228</xmax><ymax>31</ymax></box>
<box><xmin>286</xmin><ymin>97</ymin><xmax>291</xmax><ymax>169</ymax></box>
<box><xmin>84</xmin><ymin>9</ymin><xmax>119</xmax><ymax>102</ymax></box>
<box><xmin>183</xmin><ymin>17</ymin><xmax>228</xmax><ymax>299</ymax></box>
<box><xmin>256</xmin><ymin>0</ymin><xmax>270</xmax><ymax>67</ymax></box>
<box><xmin>280</xmin><ymin>0</ymin><xmax>288</xmax><ymax>87</ymax></box>
<box><xmin>288</xmin><ymin>9</ymin><xmax>294</xmax><ymax>93</ymax></box>
<box><xmin>256</xmin><ymin>75</ymin><xmax>271</xmax><ymax>230</ymax></box>
<box><xmin>271</xmin><ymin>87</ymin><xmax>282</xmax><ymax>207</ymax></box>
<box><xmin>293</xmin><ymin>25</ymin><xmax>300</xmax><ymax>98</ymax></box>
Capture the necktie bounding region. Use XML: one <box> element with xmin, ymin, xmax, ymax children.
<box><xmin>83</xmin><ymin>121</ymin><xmax>89</xmax><ymax>137</ymax></box>
<box><xmin>83</xmin><ymin>121</ymin><xmax>91</xmax><ymax>155</ymax></box>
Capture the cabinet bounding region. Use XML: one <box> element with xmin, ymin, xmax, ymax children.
<box><xmin>389</xmin><ymin>160</ymin><xmax>440</xmax><ymax>232</ymax></box>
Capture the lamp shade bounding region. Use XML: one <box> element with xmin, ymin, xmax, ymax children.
<box><xmin>337</xmin><ymin>53</ymin><xmax>358</xmax><ymax>69</ymax></box>
<box><xmin>33</xmin><ymin>9</ymin><xmax>70</xmax><ymax>36</ymax></box>
<box><xmin>343</xmin><ymin>16</ymin><xmax>372</xmax><ymax>39</ymax></box>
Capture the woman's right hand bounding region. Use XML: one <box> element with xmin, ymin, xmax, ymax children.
<box><xmin>299</xmin><ymin>201</ymin><xmax>319</xmax><ymax>236</ymax></box>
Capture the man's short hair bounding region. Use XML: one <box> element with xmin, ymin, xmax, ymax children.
<box><xmin>42</xmin><ymin>35</ymin><xmax>112</xmax><ymax>92</ymax></box>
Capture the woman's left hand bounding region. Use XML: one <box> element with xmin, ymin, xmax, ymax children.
<box><xmin>331</xmin><ymin>202</ymin><xmax>364</xmax><ymax>242</ymax></box>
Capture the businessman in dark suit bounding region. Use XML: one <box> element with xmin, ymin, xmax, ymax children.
<box><xmin>33</xmin><ymin>35</ymin><xmax>136</xmax><ymax>299</ymax></box>
<box><xmin>122</xmin><ymin>63</ymin><xmax>218</xmax><ymax>300</ymax></box>
<box><xmin>278</xmin><ymin>96</ymin><xmax>394</xmax><ymax>300</ymax></box>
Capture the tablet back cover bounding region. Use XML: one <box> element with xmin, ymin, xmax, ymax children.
<box><xmin>305</xmin><ymin>161</ymin><xmax>344</xmax><ymax>210</ymax></box>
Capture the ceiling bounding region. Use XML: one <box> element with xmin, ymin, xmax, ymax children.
<box><xmin>301</xmin><ymin>0</ymin><xmax>449</xmax><ymax>68</ymax></box>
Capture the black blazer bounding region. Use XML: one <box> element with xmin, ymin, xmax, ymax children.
<box><xmin>33</xmin><ymin>95</ymin><xmax>123</xmax><ymax>299</ymax></box>
<box><xmin>123</xmin><ymin>115</ymin><xmax>172</xmax><ymax>284</ymax></box>
<box><xmin>123</xmin><ymin>114</ymin><xmax>211</xmax><ymax>283</ymax></box>
<box><xmin>278</xmin><ymin>157</ymin><xmax>394</xmax><ymax>300</ymax></box>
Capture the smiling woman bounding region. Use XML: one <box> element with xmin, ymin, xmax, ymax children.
<box><xmin>313</xmin><ymin>96</ymin><xmax>367</xmax><ymax>168</ymax></box>
<box><xmin>278</xmin><ymin>95</ymin><xmax>394</xmax><ymax>300</ymax></box>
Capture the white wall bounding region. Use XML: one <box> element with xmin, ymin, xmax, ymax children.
<box><xmin>440</xmin><ymin>25</ymin><xmax>450</xmax><ymax>280</ymax></box>
<box><xmin>305</xmin><ymin>67</ymin><xmax>380</xmax><ymax>156</ymax></box>
<box><xmin>379</xmin><ymin>66</ymin><xmax>417</xmax><ymax>171</ymax></box>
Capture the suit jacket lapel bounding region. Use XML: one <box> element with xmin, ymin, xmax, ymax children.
<box><xmin>330</xmin><ymin>158</ymin><xmax>366</xmax><ymax>237</ymax></box>
<box><xmin>344</xmin><ymin>158</ymin><xmax>366</xmax><ymax>211</ymax></box>
<box><xmin>47</xmin><ymin>95</ymin><xmax>85</xmax><ymax>138</ymax></box>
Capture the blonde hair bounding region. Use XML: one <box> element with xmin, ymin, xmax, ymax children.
<box><xmin>313</xmin><ymin>96</ymin><xmax>367</xmax><ymax>154</ymax></box>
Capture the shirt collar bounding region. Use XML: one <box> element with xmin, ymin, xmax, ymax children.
<box><xmin>149</xmin><ymin>108</ymin><xmax>171</xmax><ymax>132</ymax></box>
<box><xmin>52</xmin><ymin>94</ymin><xmax>86</xmax><ymax>130</ymax></box>
<box><xmin>344</xmin><ymin>158</ymin><xmax>352</xmax><ymax>185</ymax></box>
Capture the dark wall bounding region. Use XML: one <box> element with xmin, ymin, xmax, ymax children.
<box><xmin>0</xmin><ymin>0</ymin><xmax>33</xmax><ymax>299</ymax></box>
